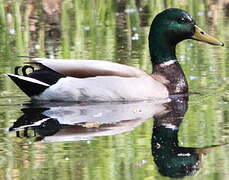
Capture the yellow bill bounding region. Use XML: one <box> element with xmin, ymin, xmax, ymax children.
<box><xmin>191</xmin><ymin>25</ymin><xmax>224</xmax><ymax>46</ymax></box>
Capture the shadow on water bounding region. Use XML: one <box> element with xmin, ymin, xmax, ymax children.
<box><xmin>8</xmin><ymin>95</ymin><xmax>228</xmax><ymax>178</ymax></box>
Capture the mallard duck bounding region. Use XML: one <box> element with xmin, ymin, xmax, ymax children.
<box><xmin>6</xmin><ymin>8</ymin><xmax>223</xmax><ymax>101</ymax></box>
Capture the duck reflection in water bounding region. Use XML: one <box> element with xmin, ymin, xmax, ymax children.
<box><xmin>152</xmin><ymin>96</ymin><xmax>225</xmax><ymax>178</ymax></box>
<box><xmin>9</xmin><ymin>97</ymin><xmax>225</xmax><ymax>178</ymax></box>
<box><xmin>9</xmin><ymin>100</ymin><xmax>168</xmax><ymax>141</ymax></box>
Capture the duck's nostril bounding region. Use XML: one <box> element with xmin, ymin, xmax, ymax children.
<box><xmin>200</xmin><ymin>31</ymin><xmax>205</xmax><ymax>35</ymax></box>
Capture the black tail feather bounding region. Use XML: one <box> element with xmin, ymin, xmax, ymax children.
<box><xmin>6</xmin><ymin>74</ymin><xmax>49</xmax><ymax>97</ymax></box>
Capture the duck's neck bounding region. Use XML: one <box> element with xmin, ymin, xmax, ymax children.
<box><xmin>149</xmin><ymin>23</ymin><xmax>180</xmax><ymax>63</ymax></box>
<box><xmin>149</xmin><ymin>33</ymin><xmax>188</xmax><ymax>95</ymax></box>
<box><xmin>149</xmin><ymin>38</ymin><xmax>177</xmax><ymax>64</ymax></box>
<box><xmin>153</xmin><ymin>61</ymin><xmax>188</xmax><ymax>95</ymax></box>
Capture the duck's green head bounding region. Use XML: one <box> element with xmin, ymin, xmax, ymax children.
<box><xmin>149</xmin><ymin>8</ymin><xmax>224</xmax><ymax>64</ymax></box>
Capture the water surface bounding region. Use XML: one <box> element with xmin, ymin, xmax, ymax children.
<box><xmin>0</xmin><ymin>0</ymin><xmax>229</xmax><ymax>179</ymax></box>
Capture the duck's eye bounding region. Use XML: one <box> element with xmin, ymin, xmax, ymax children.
<box><xmin>177</xmin><ymin>17</ymin><xmax>192</xmax><ymax>24</ymax></box>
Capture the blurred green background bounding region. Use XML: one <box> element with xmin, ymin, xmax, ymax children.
<box><xmin>0</xmin><ymin>0</ymin><xmax>229</xmax><ymax>179</ymax></box>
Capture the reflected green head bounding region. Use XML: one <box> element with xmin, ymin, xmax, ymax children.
<box><xmin>149</xmin><ymin>8</ymin><xmax>195</xmax><ymax>64</ymax></box>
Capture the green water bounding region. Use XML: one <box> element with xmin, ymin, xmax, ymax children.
<box><xmin>0</xmin><ymin>0</ymin><xmax>229</xmax><ymax>179</ymax></box>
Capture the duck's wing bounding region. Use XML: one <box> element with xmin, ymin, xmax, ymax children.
<box><xmin>31</xmin><ymin>58</ymin><xmax>149</xmax><ymax>78</ymax></box>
